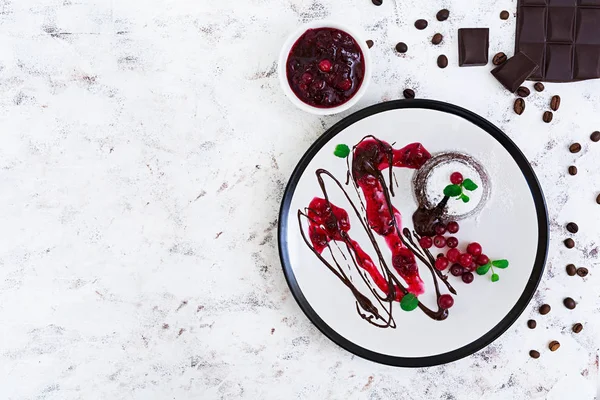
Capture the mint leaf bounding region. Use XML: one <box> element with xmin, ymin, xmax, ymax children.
<box><xmin>476</xmin><ymin>262</ymin><xmax>491</xmax><ymax>275</ymax></box>
<box><xmin>492</xmin><ymin>259</ymin><xmax>509</xmax><ymax>269</ymax></box>
<box><xmin>463</xmin><ymin>179</ymin><xmax>478</xmax><ymax>191</ymax></box>
<box><xmin>334</xmin><ymin>144</ymin><xmax>350</xmax><ymax>158</ymax></box>
<box><xmin>444</xmin><ymin>184</ymin><xmax>462</xmax><ymax>197</ymax></box>
<box><xmin>491</xmin><ymin>273</ymin><xmax>500</xmax><ymax>282</ymax></box>
<box><xmin>400</xmin><ymin>293</ymin><xmax>419</xmax><ymax>311</ymax></box>
<box><xmin>460</xmin><ymin>193</ymin><xmax>470</xmax><ymax>203</ymax></box>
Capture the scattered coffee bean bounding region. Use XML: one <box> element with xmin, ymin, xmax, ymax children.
<box><xmin>529</xmin><ymin>350</ymin><xmax>540</xmax><ymax>359</ymax></box>
<box><xmin>572</xmin><ymin>323</ymin><xmax>583</xmax><ymax>333</ymax></box>
<box><xmin>566</xmin><ymin>222</ymin><xmax>579</xmax><ymax>233</ymax></box>
<box><xmin>569</xmin><ymin>142</ymin><xmax>582</xmax><ymax>153</ymax></box>
<box><xmin>527</xmin><ymin>319</ymin><xmax>537</xmax><ymax>329</ymax></box>
<box><xmin>563</xmin><ymin>297</ymin><xmax>576</xmax><ymax>309</ymax></box>
<box><xmin>576</xmin><ymin>267</ymin><xmax>588</xmax><ymax>277</ymax></box>
<box><xmin>366</xmin><ymin>40</ymin><xmax>374</xmax><ymax>49</ymax></box>
<box><xmin>564</xmin><ymin>238</ymin><xmax>575</xmax><ymax>248</ymax></box>
<box><xmin>437</xmin><ymin>54</ymin><xmax>448</xmax><ymax>68</ymax></box>
<box><xmin>403</xmin><ymin>89</ymin><xmax>415</xmax><ymax>99</ymax></box>
<box><xmin>500</xmin><ymin>10</ymin><xmax>510</xmax><ymax>20</ymax></box>
<box><xmin>415</xmin><ymin>19</ymin><xmax>428</xmax><ymax>30</ymax></box>
<box><xmin>432</xmin><ymin>33</ymin><xmax>443</xmax><ymax>45</ymax></box>
<box><xmin>568</xmin><ymin>165</ymin><xmax>577</xmax><ymax>175</ymax></box>
<box><xmin>514</xmin><ymin>98</ymin><xmax>525</xmax><ymax>115</ymax></box>
<box><xmin>591</xmin><ymin>131</ymin><xmax>600</xmax><ymax>142</ymax></box>
<box><xmin>550</xmin><ymin>95</ymin><xmax>561</xmax><ymax>111</ymax></box>
<box><xmin>549</xmin><ymin>340</ymin><xmax>560</xmax><ymax>351</ymax></box>
<box><xmin>539</xmin><ymin>304</ymin><xmax>551</xmax><ymax>315</ymax></box>
<box><xmin>517</xmin><ymin>86</ymin><xmax>530</xmax><ymax>97</ymax></box>
<box><xmin>543</xmin><ymin>111</ymin><xmax>553</xmax><ymax>123</ymax></box>
<box><xmin>372</xmin><ymin>0</ymin><xmax>383</xmax><ymax>5</ymax></box>
<box><xmin>395</xmin><ymin>42</ymin><xmax>408</xmax><ymax>53</ymax></box>
<box><xmin>566</xmin><ymin>264</ymin><xmax>577</xmax><ymax>276</ymax></box>
<box><xmin>436</xmin><ymin>9</ymin><xmax>450</xmax><ymax>21</ymax></box>
<box><xmin>534</xmin><ymin>82</ymin><xmax>545</xmax><ymax>92</ymax></box>
<box><xmin>492</xmin><ymin>52</ymin><xmax>507</xmax><ymax>66</ymax></box>
<box><xmin>597</xmin><ymin>193</ymin><xmax>600</xmax><ymax>204</ymax></box>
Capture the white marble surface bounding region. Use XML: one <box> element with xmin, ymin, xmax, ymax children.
<box><xmin>1</xmin><ymin>0</ymin><xmax>599</xmax><ymax>399</ymax></box>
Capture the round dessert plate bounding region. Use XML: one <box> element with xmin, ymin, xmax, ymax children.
<box><xmin>278</xmin><ymin>100</ymin><xmax>548</xmax><ymax>367</ymax></box>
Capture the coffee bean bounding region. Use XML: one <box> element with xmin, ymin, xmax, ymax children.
<box><xmin>591</xmin><ymin>131</ymin><xmax>600</xmax><ymax>142</ymax></box>
<box><xmin>549</xmin><ymin>340</ymin><xmax>560</xmax><ymax>351</ymax></box>
<box><xmin>500</xmin><ymin>10</ymin><xmax>510</xmax><ymax>20</ymax></box>
<box><xmin>572</xmin><ymin>323</ymin><xmax>583</xmax><ymax>333</ymax></box>
<box><xmin>437</xmin><ymin>54</ymin><xmax>448</xmax><ymax>69</ymax></box>
<box><xmin>563</xmin><ymin>297</ymin><xmax>576</xmax><ymax>309</ymax></box>
<box><xmin>539</xmin><ymin>304</ymin><xmax>551</xmax><ymax>315</ymax></box>
<box><xmin>517</xmin><ymin>86</ymin><xmax>530</xmax><ymax>97</ymax></box>
<box><xmin>403</xmin><ymin>89</ymin><xmax>415</xmax><ymax>99</ymax></box>
<box><xmin>568</xmin><ymin>165</ymin><xmax>577</xmax><ymax>175</ymax></box>
<box><xmin>436</xmin><ymin>9</ymin><xmax>450</xmax><ymax>21</ymax></box>
<box><xmin>550</xmin><ymin>95</ymin><xmax>561</xmax><ymax>111</ymax></box>
<box><xmin>415</xmin><ymin>19</ymin><xmax>428</xmax><ymax>30</ymax></box>
<box><xmin>492</xmin><ymin>52</ymin><xmax>507</xmax><ymax>66</ymax></box>
<box><xmin>569</xmin><ymin>143</ymin><xmax>582</xmax><ymax>153</ymax></box>
<box><xmin>514</xmin><ymin>98</ymin><xmax>525</xmax><ymax>115</ymax></box>
<box><xmin>564</xmin><ymin>238</ymin><xmax>575</xmax><ymax>248</ymax></box>
<box><xmin>395</xmin><ymin>42</ymin><xmax>408</xmax><ymax>53</ymax></box>
<box><xmin>527</xmin><ymin>319</ymin><xmax>536</xmax><ymax>329</ymax></box>
<box><xmin>543</xmin><ymin>111</ymin><xmax>553</xmax><ymax>123</ymax></box>
<box><xmin>432</xmin><ymin>33</ymin><xmax>443</xmax><ymax>45</ymax></box>
<box><xmin>566</xmin><ymin>222</ymin><xmax>579</xmax><ymax>233</ymax></box>
<box><xmin>576</xmin><ymin>267</ymin><xmax>588</xmax><ymax>277</ymax></box>
<box><xmin>597</xmin><ymin>193</ymin><xmax>600</xmax><ymax>204</ymax></box>
<box><xmin>529</xmin><ymin>350</ymin><xmax>540</xmax><ymax>359</ymax></box>
<box><xmin>534</xmin><ymin>82</ymin><xmax>545</xmax><ymax>92</ymax></box>
<box><xmin>366</xmin><ymin>40</ymin><xmax>374</xmax><ymax>49</ymax></box>
<box><xmin>372</xmin><ymin>0</ymin><xmax>383</xmax><ymax>5</ymax></box>
<box><xmin>566</xmin><ymin>264</ymin><xmax>577</xmax><ymax>276</ymax></box>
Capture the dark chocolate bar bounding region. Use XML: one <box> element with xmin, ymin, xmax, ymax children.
<box><xmin>491</xmin><ymin>51</ymin><xmax>539</xmax><ymax>92</ymax></box>
<box><xmin>458</xmin><ymin>28</ymin><xmax>490</xmax><ymax>66</ymax></box>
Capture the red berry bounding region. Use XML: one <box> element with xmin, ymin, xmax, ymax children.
<box><xmin>318</xmin><ymin>59</ymin><xmax>332</xmax><ymax>72</ymax></box>
<box><xmin>446</xmin><ymin>221</ymin><xmax>459</xmax><ymax>234</ymax></box>
<box><xmin>435</xmin><ymin>257</ymin><xmax>449</xmax><ymax>271</ymax></box>
<box><xmin>301</xmin><ymin>73</ymin><xmax>313</xmax><ymax>83</ymax></box>
<box><xmin>446</xmin><ymin>248</ymin><xmax>460</xmax><ymax>263</ymax></box>
<box><xmin>446</xmin><ymin>236</ymin><xmax>458</xmax><ymax>248</ymax></box>
<box><xmin>438</xmin><ymin>294</ymin><xmax>454</xmax><ymax>309</ymax></box>
<box><xmin>459</xmin><ymin>253</ymin><xmax>473</xmax><ymax>267</ymax></box>
<box><xmin>450</xmin><ymin>172</ymin><xmax>463</xmax><ymax>185</ymax></box>
<box><xmin>450</xmin><ymin>263</ymin><xmax>464</xmax><ymax>276</ymax></box>
<box><xmin>476</xmin><ymin>254</ymin><xmax>490</xmax><ymax>266</ymax></box>
<box><xmin>434</xmin><ymin>222</ymin><xmax>447</xmax><ymax>235</ymax></box>
<box><xmin>433</xmin><ymin>235</ymin><xmax>446</xmax><ymax>248</ymax></box>
<box><xmin>437</xmin><ymin>253</ymin><xmax>444</xmax><ymax>259</ymax></box>
<box><xmin>337</xmin><ymin>79</ymin><xmax>352</xmax><ymax>91</ymax></box>
<box><xmin>462</xmin><ymin>271</ymin><xmax>474</xmax><ymax>284</ymax></box>
<box><xmin>419</xmin><ymin>236</ymin><xmax>433</xmax><ymax>249</ymax></box>
<box><xmin>466</xmin><ymin>262</ymin><xmax>477</xmax><ymax>272</ymax></box>
<box><xmin>467</xmin><ymin>242</ymin><xmax>482</xmax><ymax>257</ymax></box>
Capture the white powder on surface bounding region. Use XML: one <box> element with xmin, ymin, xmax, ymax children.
<box><xmin>425</xmin><ymin>160</ymin><xmax>483</xmax><ymax>216</ymax></box>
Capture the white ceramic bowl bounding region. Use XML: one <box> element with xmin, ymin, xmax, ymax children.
<box><xmin>278</xmin><ymin>20</ymin><xmax>372</xmax><ymax>116</ymax></box>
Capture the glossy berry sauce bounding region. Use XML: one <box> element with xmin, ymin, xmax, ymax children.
<box><xmin>286</xmin><ymin>28</ymin><xmax>365</xmax><ymax>108</ymax></box>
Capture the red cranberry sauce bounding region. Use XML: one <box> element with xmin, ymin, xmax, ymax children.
<box><xmin>286</xmin><ymin>28</ymin><xmax>365</xmax><ymax>108</ymax></box>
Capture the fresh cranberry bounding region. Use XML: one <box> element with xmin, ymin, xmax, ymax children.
<box><xmin>392</xmin><ymin>249</ymin><xmax>418</xmax><ymax>276</ymax></box>
<box><xmin>462</xmin><ymin>271</ymin><xmax>474</xmax><ymax>284</ymax></box>
<box><xmin>301</xmin><ymin>73</ymin><xmax>313</xmax><ymax>83</ymax></box>
<box><xmin>467</xmin><ymin>242</ymin><xmax>482</xmax><ymax>257</ymax></box>
<box><xmin>437</xmin><ymin>253</ymin><xmax>444</xmax><ymax>259</ymax></box>
<box><xmin>337</xmin><ymin>79</ymin><xmax>352</xmax><ymax>91</ymax></box>
<box><xmin>476</xmin><ymin>254</ymin><xmax>490</xmax><ymax>266</ymax></box>
<box><xmin>435</xmin><ymin>257</ymin><xmax>449</xmax><ymax>271</ymax></box>
<box><xmin>446</xmin><ymin>221</ymin><xmax>459</xmax><ymax>234</ymax></box>
<box><xmin>446</xmin><ymin>237</ymin><xmax>458</xmax><ymax>248</ymax></box>
<box><xmin>466</xmin><ymin>262</ymin><xmax>477</xmax><ymax>272</ymax></box>
<box><xmin>434</xmin><ymin>222</ymin><xmax>447</xmax><ymax>235</ymax></box>
<box><xmin>450</xmin><ymin>264</ymin><xmax>464</xmax><ymax>276</ymax></box>
<box><xmin>446</xmin><ymin>248</ymin><xmax>460</xmax><ymax>262</ymax></box>
<box><xmin>459</xmin><ymin>253</ymin><xmax>473</xmax><ymax>267</ymax></box>
<box><xmin>318</xmin><ymin>59</ymin><xmax>332</xmax><ymax>72</ymax></box>
<box><xmin>438</xmin><ymin>294</ymin><xmax>454</xmax><ymax>309</ymax></box>
<box><xmin>433</xmin><ymin>235</ymin><xmax>446</xmax><ymax>248</ymax></box>
<box><xmin>419</xmin><ymin>236</ymin><xmax>433</xmax><ymax>249</ymax></box>
<box><xmin>450</xmin><ymin>172</ymin><xmax>464</xmax><ymax>185</ymax></box>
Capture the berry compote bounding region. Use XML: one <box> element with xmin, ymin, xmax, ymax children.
<box><xmin>286</xmin><ymin>28</ymin><xmax>365</xmax><ymax>108</ymax></box>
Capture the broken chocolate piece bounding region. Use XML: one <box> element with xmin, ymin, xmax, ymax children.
<box><xmin>458</xmin><ymin>28</ymin><xmax>490</xmax><ymax>66</ymax></box>
<box><xmin>491</xmin><ymin>51</ymin><xmax>539</xmax><ymax>93</ymax></box>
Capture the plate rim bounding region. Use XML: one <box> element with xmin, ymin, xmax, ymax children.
<box><xmin>277</xmin><ymin>99</ymin><xmax>549</xmax><ymax>367</ymax></box>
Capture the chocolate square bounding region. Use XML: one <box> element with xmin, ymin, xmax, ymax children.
<box><xmin>491</xmin><ymin>52</ymin><xmax>539</xmax><ymax>92</ymax></box>
<box><xmin>547</xmin><ymin>8</ymin><xmax>576</xmax><ymax>42</ymax></box>
<box><xmin>574</xmin><ymin>45</ymin><xmax>600</xmax><ymax>78</ymax></box>
<box><xmin>517</xmin><ymin>8</ymin><xmax>547</xmax><ymax>43</ymax></box>
<box><xmin>545</xmin><ymin>44</ymin><xmax>574</xmax><ymax>80</ymax></box>
<box><xmin>579</xmin><ymin>0</ymin><xmax>600</xmax><ymax>5</ymax></box>
<box><xmin>458</xmin><ymin>28</ymin><xmax>489</xmax><ymax>66</ymax></box>
<box><xmin>548</xmin><ymin>0</ymin><xmax>577</xmax><ymax>5</ymax></box>
<box><xmin>519</xmin><ymin>43</ymin><xmax>546</xmax><ymax>79</ymax></box>
<box><xmin>576</xmin><ymin>9</ymin><xmax>600</xmax><ymax>44</ymax></box>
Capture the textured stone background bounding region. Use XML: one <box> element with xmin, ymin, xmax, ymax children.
<box><xmin>0</xmin><ymin>0</ymin><xmax>599</xmax><ymax>399</ymax></box>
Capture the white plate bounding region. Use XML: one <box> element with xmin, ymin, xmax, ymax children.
<box><xmin>278</xmin><ymin>100</ymin><xmax>548</xmax><ymax>367</ymax></box>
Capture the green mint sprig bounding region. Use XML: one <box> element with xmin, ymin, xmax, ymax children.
<box><xmin>476</xmin><ymin>259</ymin><xmax>509</xmax><ymax>282</ymax></box>
<box><xmin>334</xmin><ymin>144</ymin><xmax>350</xmax><ymax>158</ymax></box>
<box><xmin>443</xmin><ymin>178</ymin><xmax>478</xmax><ymax>203</ymax></box>
<box><xmin>400</xmin><ymin>293</ymin><xmax>419</xmax><ymax>311</ymax></box>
